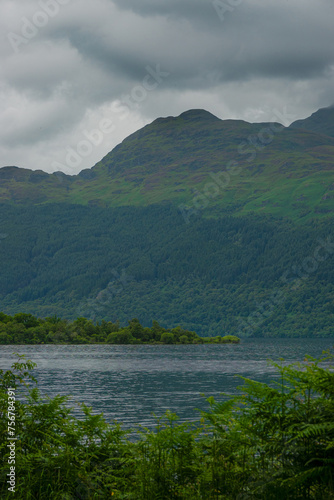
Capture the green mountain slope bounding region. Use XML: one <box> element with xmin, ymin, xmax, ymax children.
<box><xmin>290</xmin><ymin>105</ymin><xmax>334</xmax><ymax>138</ymax></box>
<box><xmin>0</xmin><ymin>106</ymin><xmax>333</xmax><ymax>337</ymax></box>
<box><xmin>86</xmin><ymin>108</ymin><xmax>334</xmax><ymax>221</ymax></box>
<box><xmin>0</xmin><ymin>203</ymin><xmax>333</xmax><ymax>338</ymax></box>
<box><xmin>1</xmin><ymin>107</ymin><xmax>334</xmax><ymax>221</ymax></box>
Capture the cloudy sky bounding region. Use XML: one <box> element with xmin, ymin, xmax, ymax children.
<box><xmin>1</xmin><ymin>0</ymin><xmax>334</xmax><ymax>175</ymax></box>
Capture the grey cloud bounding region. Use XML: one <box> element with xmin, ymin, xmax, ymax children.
<box><xmin>52</xmin><ymin>1</ymin><xmax>334</xmax><ymax>89</ymax></box>
<box><xmin>111</xmin><ymin>0</ymin><xmax>218</xmax><ymax>27</ymax></box>
<box><xmin>5</xmin><ymin>1</ymin><xmax>334</xmax><ymax>94</ymax></box>
<box><xmin>1</xmin><ymin>95</ymin><xmax>83</xmax><ymax>147</ymax></box>
<box><xmin>1</xmin><ymin>43</ymin><xmax>80</xmax><ymax>99</ymax></box>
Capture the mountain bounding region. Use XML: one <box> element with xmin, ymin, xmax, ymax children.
<box><xmin>290</xmin><ymin>105</ymin><xmax>334</xmax><ymax>138</ymax></box>
<box><xmin>0</xmin><ymin>107</ymin><xmax>333</xmax><ymax>338</ymax></box>
<box><xmin>1</xmin><ymin>107</ymin><xmax>334</xmax><ymax>220</ymax></box>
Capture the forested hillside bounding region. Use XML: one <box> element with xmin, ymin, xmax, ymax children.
<box><xmin>0</xmin><ymin>203</ymin><xmax>333</xmax><ymax>337</ymax></box>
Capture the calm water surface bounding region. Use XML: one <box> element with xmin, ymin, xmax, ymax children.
<box><xmin>1</xmin><ymin>339</ymin><xmax>333</xmax><ymax>428</ymax></box>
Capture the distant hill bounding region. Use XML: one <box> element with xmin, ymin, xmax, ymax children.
<box><xmin>0</xmin><ymin>106</ymin><xmax>333</xmax><ymax>337</ymax></box>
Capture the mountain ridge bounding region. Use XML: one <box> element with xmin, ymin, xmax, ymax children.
<box><xmin>1</xmin><ymin>105</ymin><xmax>334</xmax><ymax>220</ymax></box>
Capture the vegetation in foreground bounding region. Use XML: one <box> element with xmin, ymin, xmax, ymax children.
<box><xmin>1</xmin><ymin>352</ymin><xmax>334</xmax><ymax>499</ymax></box>
<box><xmin>0</xmin><ymin>313</ymin><xmax>240</xmax><ymax>345</ymax></box>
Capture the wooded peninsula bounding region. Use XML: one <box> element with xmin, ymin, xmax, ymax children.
<box><xmin>0</xmin><ymin>313</ymin><xmax>240</xmax><ymax>345</ymax></box>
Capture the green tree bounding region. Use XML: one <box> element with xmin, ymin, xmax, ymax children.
<box><xmin>13</xmin><ymin>313</ymin><xmax>39</xmax><ymax>329</ymax></box>
<box><xmin>107</xmin><ymin>329</ymin><xmax>134</xmax><ymax>344</ymax></box>
<box><xmin>161</xmin><ymin>332</ymin><xmax>175</xmax><ymax>344</ymax></box>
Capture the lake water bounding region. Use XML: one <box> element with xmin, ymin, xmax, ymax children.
<box><xmin>1</xmin><ymin>339</ymin><xmax>333</xmax><ymax>428</ymax></box>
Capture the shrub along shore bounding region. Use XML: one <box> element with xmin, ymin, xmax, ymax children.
<box><xmin>1</xmin><ymin>352</ymin><xmax>334</xmax><ymax>499</ymax></box>
<box><xmin>0</xmin><ymin>313</ymin><xmax>240</xmax><ymax>345</ymax></box>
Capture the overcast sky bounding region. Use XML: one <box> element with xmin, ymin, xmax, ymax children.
<box><xmin>1</xmin><ymin>0</ymin><xmax>333</xmax><ymax>175</ymax></box>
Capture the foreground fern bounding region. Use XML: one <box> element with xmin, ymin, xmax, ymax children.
<box><xmin>0</xmin><ymin>351</ymin><xmax>333</xmax><ymax>499</ymax></box>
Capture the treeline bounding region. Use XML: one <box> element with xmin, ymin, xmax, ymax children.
<box><xmin>0</xmin><ymin>313</ymin><xmax>239</xmax><ymax>345</ymax></box>
<box><xmin>1</xmin><ymin>353</ymin><xmax>333</xmax><ymax>498</ymax></box>
<box><xmin>0</xmin><ymin>202</ymin><xmax>333</xmax><ymax>337</ymax></box>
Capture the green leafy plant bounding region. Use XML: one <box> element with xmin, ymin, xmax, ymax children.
<box><xmin>1</xmin><ymin>351</ymin><xmax>333</xmax><ymax>498</ymax></box>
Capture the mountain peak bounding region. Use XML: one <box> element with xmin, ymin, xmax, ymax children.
<box><xmin>151</xmin><ymin>109</ymin><xmax>221</xmax><ymax>127</ymax></box>
<box><xmin>289</xmin><ymin>104</ymin><xmax>334</xmax><ymax>138</ymax></box>
<box><xmin>178</xmin><ymin>109</ymin><xmax>220</xmax><ymax>121</ymax></box>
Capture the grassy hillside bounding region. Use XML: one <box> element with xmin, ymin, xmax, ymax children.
<box><xmin>1</xmin><ymin>108</ymin><xmax>334</xmax><ymax>222</ymax></box>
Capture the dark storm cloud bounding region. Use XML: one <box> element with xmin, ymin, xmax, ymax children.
<box><xmin>52</xmin><ymin>0</ymin><xmax>334</xmax><ymax>89</ymax></box>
